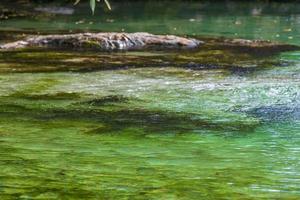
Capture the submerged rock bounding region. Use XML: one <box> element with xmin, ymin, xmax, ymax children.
<box><xmin>203</xmin><ymin>37</ymin><xmax>300</xmax><ymax>55</ymax></box>
<box><xmin>34</xmin><ymin>6</ymin><xmax>75</xmax><ymax>15</ymax></box>
<box><xmin>0</xmin><ymin>32</ymin><xmax>298</xmax><ymax>73</ymax></box>
<box><xmin>247</xmin><ymin>105</ymin><xmax>300</xmax><ymax>122</ymax></box>
<box><xmin>0</xmin><ymin>8</ymin><xmax>28</xmax><ymax>20</ymax></box>
<box><xmin>0</xmin><ymin>32</ymin><xmax>202</xmax><ymax>51</ymax></box>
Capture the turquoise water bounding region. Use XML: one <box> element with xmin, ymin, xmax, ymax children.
<box><xmin>0</xmin><ymin>1</ymin><xmax>300</xmax><ymax>199</ymax></box>
<box><xmin>2</xmin><ymin>1</ymin><xmax>300</xmax><ymax>44</ymax></box>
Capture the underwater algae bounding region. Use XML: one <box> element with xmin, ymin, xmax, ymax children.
<box><xmin>0</xmin><ymin>36</ymin><xmax>299</xmax><ymax>199</ymax></box>
<box><xmin>0</xmin><ymin>1</ymin><xmax>300</xmax><ymax>199</ymax></box>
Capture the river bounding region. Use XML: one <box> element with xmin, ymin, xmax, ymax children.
<box><xmin>0</xmin><ymin>1</ymin><xmax>299</xmax><ymax>199</ymax></box>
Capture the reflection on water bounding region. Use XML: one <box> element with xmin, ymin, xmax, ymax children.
<box><xmin>0</xmin><ymin>1</ymin><xmax>300</xmax><ymax>199</ymax></box>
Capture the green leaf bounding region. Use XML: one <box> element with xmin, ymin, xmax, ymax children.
<box><xmin>90</xmin><ymin>0</ymin><xmax>96</xmax><ymax>14</ymax></box>
<box><xmin>74</xmin><ymin>0</ymin><xmax>80</xmax><ymax>5</ymax></box>
<box><xmin>104</xmin><ymin>0</ymin><xmax>112</xmax><ymax>10</ymax></box>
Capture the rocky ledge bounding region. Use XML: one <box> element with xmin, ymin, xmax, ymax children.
<box><xmin>0</xmin><ymin>32</ymin><xmax>202</xmax><ymax>51</ymax></box>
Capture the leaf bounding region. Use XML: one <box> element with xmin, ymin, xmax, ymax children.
<box><xmin>104</xmin><ymin>0</ymin><xmax>112</xmax><ymax>10</ymax></box>
<box><xmin>90</xmin><ymin>0</ymin><xmax>96</xmax><ymax>14</ymax></box>
<box><xmin>74</xmin><ymin>0</ymin><xmax>80</xmax><ymax>5</ymax></box>
<box><xmin>74</xmin><ymin>0</ymin><xmax>111</xmax><ymax>14</ymax></box>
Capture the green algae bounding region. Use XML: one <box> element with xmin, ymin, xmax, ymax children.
<box><xmin>0</xmin><ymin>116</ymin><xmax>299</xmax><ymax>199</ymax></box>
<box><xmin>81</xmin><ymin>95</ymin><xmax>130</xmax><ymax>106</ymax></box>
<box><xmin>0</xmin><ymin>46</ymin><xmax>288</xmax><ymax>73</ymax></box>
<box><xmin>0</xmin><ymin>97</ymin><xmax>259</xmax><ymax>135</ymax></box>
<box><xmin>0</xmin><ymin>1</ymin><xmax>300</xmax><ymax>199</ymax></box>
<box><xmin>14</xmin><ymin>92</ymin><xmax>82</xmax><ymax>101</ymax></box>
<box><xmin>0</xmin><ymin>67</ymin><xmax>261</xmax><ymax>135</ymax></box>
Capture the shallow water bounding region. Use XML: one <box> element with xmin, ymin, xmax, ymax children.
<box><xmin>0</xmin><ymin>1</ymin><xmax>300</xmax><ymax>199</ymax></box>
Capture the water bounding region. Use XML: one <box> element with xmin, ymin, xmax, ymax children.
<box><xmin>0</xmin><ymin>1</ymin><xmax>300</xmax><ymax>199</ymax></box>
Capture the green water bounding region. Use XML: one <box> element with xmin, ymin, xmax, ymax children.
<box><xmin>0</xmin><ymin>1</ymin><xmax>300</xmax><ymax>199</ymax></box>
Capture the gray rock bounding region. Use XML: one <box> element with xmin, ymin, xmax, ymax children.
<box><xmin>0</xmin><ymin>32</ymin><xmax>203</xmax><ymax>51</ymax></box>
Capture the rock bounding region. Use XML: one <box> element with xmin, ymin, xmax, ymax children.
<box><xmin>0</xmin><ymin>32</ymin><xmax>203</xmax><ymax>51</ymax></box>
<box><xmin>222</xmin><ymin>38</ymin><xmax>297</xmax><ymax>50</ymax></box>
<box><xmin>0</xmin><ymin>8</ymin><xmax>27</xmax><ymax>20</ymax></box>
<box><xmin>247</xmin><ymin>105</ymin><xmax>300</xmax><ymax>122</ymax></box>
<box><xmin>203</xmin><ymin>37</ymin><xmax>300</xmax><ymax>55</ymax></box>
<box><xmin>34</xmin><ymin>7</ymin><xmax>75</xmax><ymax>15</ymax></box>
<box><xmin>1</xmin><ymin>32</ymin><xmax>298</xmax><ymax>73</ymax></box>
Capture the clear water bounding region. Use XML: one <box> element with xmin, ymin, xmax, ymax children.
<box><xmin>0</xmin><ymin>1</ymin><xmax>300</xmax><ymax>199</ymax></box>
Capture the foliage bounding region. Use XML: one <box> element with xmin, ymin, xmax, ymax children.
<box><xmin>74</xmin><ymin>0</ymin><xmax>111</xmax><ymax>14</ymax></box>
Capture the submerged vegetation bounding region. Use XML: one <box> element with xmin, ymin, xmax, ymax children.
<box><xmin>0</xmin><ymin>0</ymin><xmax>300</xmax><ymax>199</ymax></box>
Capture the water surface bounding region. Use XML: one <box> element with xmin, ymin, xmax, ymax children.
<box><xmin>0</xmin><ymin>1</ymin><xmax>300</xmax><ymax>199</ymax></box>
